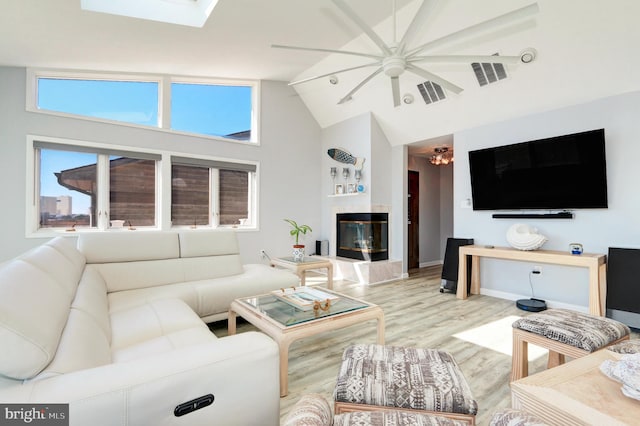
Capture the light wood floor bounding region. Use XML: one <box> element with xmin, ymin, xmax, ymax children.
<box><xmin>209</xmin><ymin>265</ymin><xmax>637</xmax><ymax>425</ymax></box>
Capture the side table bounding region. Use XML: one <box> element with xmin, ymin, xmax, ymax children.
<box><xmin>511</xmin><ymin>349</ymin><xmax>639</xmax><ymax>425</ymax></box>
<box><xmin>271</xmin><ymin>256</ymin><xmax>333</xmax><ymax>289</ymax></box>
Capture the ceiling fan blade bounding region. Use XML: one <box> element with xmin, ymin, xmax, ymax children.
<box><xmin>406</xmin><ymin>64</ymin><xmax>463</xmax><ymax>94</ymax></box>
<box><xmin>409</xmin><ymin>54</ymin><xmax>521</xmax><ymax>65</ymax></box>
<box><xmin>407</xmin><ymin>3</ymin><xmax>539</xmax><ymax>56</ymax></box>
<box><xmin>289</xmin><ymin>61</ymin><xmax>381</xmax><ymax>86</ymax></box>
<box><xmin>331</xmin><ymin>0</ymin><xmax>392</xmax><ymax>56</ymax></box>
<box><xmin>398</xmin><ymin>0</ymin><xmax>438</xmax><ymax>54</ymax></box>
<box><xmin>338</xmin><ymin>67</ymin><xmax>384</xmax><ymax>104</ymax></box>
<box><xmin>272</xmin><ymin>44</ymin><xmax>383</xmax><ymax>60</ymax></box>
<box><xmin>391</xmin><ymin>76</ymin><xmax>401</xmax><ymax>107</ymax></box>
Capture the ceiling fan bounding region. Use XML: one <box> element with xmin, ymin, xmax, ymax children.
<box><xmin>273</xmin><ymin>0</ymin><xmax>539</xmax><ymax>107</ymax></box>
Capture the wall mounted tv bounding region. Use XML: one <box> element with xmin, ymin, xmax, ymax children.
<box><xmin>468</xmin><ymin>129</ymin><xmax>608</xmax><ymax>210</ymax></box>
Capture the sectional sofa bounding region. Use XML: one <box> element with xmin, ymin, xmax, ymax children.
<box><xmin>0</xmin><ymin>230</ymin><xmax>300</xmax><ymax>425</ymax></box>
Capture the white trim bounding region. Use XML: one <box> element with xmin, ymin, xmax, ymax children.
<box><xmin>26</xmin><ymin>134</ymin><xmax>260</xmax><ymax>238</ymax></box>
<box><xmin>479</xmin><ymin>288</ymin><xmax>589</xmax><ymax>313</ymax></box>
<box><xmin>419</xmin><ymin>260</ymin><xmax>443</xmax><ymax>268</ymax></box>
<box><xmin>26</xmin><ymin>68</ymin><xmax>260</xmax><ymax>145</ymax></box>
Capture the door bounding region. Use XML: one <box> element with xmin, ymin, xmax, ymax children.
<box><xmin>408</xmin><ymin>170</ymin><xmax>419</xmax><ymax>269</ymax></box>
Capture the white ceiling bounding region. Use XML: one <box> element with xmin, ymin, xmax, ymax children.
<box><xmin>0</xmin><ymin>0</ymin><xmax>411</xmax><ymax>80</ymax></box>
<box><xmin>2</xmin><ymin>0</ymin><xmax>640</xmax><ymax>151</ymax></box>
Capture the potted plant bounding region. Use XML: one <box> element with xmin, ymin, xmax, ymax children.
<box><xmin>284</xmin><ymin>219</ymin><xmax>312</xmax><ymax>262</ymax></box>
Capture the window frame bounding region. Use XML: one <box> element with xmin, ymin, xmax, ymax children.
<box><xmin>26</xmin><ymin>68</ymin><xmax>261</xmax><ymax>145</ymax></box>
<box><xmin>26</xmin><ymin>135</ymin><xmax>259</xmax><ymax>238</ymax></box>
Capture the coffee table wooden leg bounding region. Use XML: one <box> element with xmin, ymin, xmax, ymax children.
<box><xmin>327</xmin><ymin>264</ymin><xmax>334</xmax><ymax>289</ymax></box>
<box><xmin>228</xmin><ymin>309</ymin><xmax>237</xmax><ymax>335</ymax></box>
<box><xmin>279</xmin><ymin>339</ymin><xmax>292</xmax><ymax>397</ymax></box>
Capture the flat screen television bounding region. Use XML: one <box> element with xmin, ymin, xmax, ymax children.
<box><xmin>468</xmin><ymin>129</ymin><xmax>608</xmax><ymax>210</ymax></box>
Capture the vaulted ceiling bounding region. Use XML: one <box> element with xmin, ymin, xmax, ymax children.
<box><xmin>1</xmin><ymin>0</ymin><xmax>639</xmax><ymax>148</ymax></box>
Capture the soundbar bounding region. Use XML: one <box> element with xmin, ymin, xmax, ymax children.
<box><xmin>492</xmin><ymin>212</ymin><xmax>574</xmax><ymax>219</ymax></box>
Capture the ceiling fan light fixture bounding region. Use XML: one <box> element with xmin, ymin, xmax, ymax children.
<box><xmin>273</xmin><ymin>1</ymin><xmax>540</xmax><ymax>108</ymax></box>
<box><xmin>383</xmin><ymin>56</ymin><xmax>406</xmax><ymax>77</ymax></box>
<box><xmin>430</xmin><ymin>147</ymin><xmax>454</xmax><ymax>166</ymax></box>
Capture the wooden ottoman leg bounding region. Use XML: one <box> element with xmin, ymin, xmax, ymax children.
<box><xmin>511</xmin><ymin>328</ymin><xmax>528</xmax><ymax>382</ymax></box>
<box><xmin>547</xmin><ymin>351</ymin><xmax>565</xmax><ymax>368</ymax></box>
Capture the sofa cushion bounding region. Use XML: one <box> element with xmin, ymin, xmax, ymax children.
<box><xmin>0</xmin><ymin>260</ymin><xmax>76</xmax><ymax>379</ymax></box>
<box><xmin>46</xmin><ymin>237</ymin><xmax>87</xmax><ymax>276</ymax></box>
<box><xmin>178</xmin><ymin>231</ymin><xmax>244</xmax><ymax>278</ymax></box>
<box><xmin>105</xmin><ymin>263</ymin><xmax>299</xmax><ymax>319</ymax></box>
<box><xmin>113</xmin><ymin>327</ymin><xmax>216</xmax><ymax>363</ymax></box>
<box><xmin>90</xmin><ymin>258</ymin><xmax>185</xmax><ymax>293</ymax></box>
<box><xmin>178</xmin><ymin>230</ymin><xmax>240</xmax><ymax>257</ymax></box>
<box><xmin>109</xmin><ymin>299</ymin><xmax>210</xmax><ymax>354</ymax></box>
<box><xmin>32</xmin><ymin>266</ymin><xmax>113</xmax><ymax>380</ymax></box>
<box><xmin>181</xmin><ymin>255</ymin><xmax>244</xmax><ymax>281</ymax></box>
<box><xmin>33</xmin><ymin>308</ymin><xmax>112</xmax><ymax>380</ymax></box>
<box><xmin>20</xmin><ymin>237</ymin><xmax>86</xmax><ymax>299</ymax></box>
<box><xmin>74</xmin><ymin>266</ymin><xmax>112</xmax><ymax>339</ymax></box>
<box><xmin>78</xmin><ymin>232</ymin><xmax>180</xmax><ymax>263</ymax></box>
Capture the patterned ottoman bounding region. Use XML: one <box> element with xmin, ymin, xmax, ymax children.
<box><xmin>607</xmin><ymin>339</ymin><xmax>640</xmax><ymax>354</ymax></box>
<box><xmin>488</xmin><ymin>409</ymin><xmax>548</xmax><ymax>426</ymax></box>
<box><xmin>333</xmin><ymin>344</ymin><xmax>478</xmax><ymax>425</ymax></box>
<box><xmin>511</xmin><ymin>308</ymin><xmax>630</xmax><ymax>381</ymax></box>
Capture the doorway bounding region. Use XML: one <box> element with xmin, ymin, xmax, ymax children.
<box><xmin>408</xmin><ymin>170</ymin><xmax>419</xmax><ymax>269</ymax></box>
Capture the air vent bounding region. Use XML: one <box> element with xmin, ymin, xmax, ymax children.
<box><xmin>471</xmin><ymin>53</ymin><xmax>508</xmax><ymax>86</ymax></box>
<box><xmin>417</xmin><ymin>81</ymin><xmax>446</xmax><ymax>105</ymax></box>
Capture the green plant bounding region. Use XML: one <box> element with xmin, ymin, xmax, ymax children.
<box><xmin>284</xmin><ymin>219</ymin><xmax>312</xmax><ymax>245</ymax></box>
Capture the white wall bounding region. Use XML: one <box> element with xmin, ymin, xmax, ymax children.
<box><xmin>320</xmin><ymin>112</ymin><xmax>396</xmax><ymax>258</ymax></box>
<box><xmin>439</xmin><ymin>166</ymin><xmax>454</xmax><ymax>258</ymax></box>
<box><xmin>454</xmin><ymin>90</ymin><xmax>640</xmax><ymax>309</ymax></box>
<box><xmin>0</xmin><ymin>67</ymin><xmax>322</xmax><ymax>263</ymax></box>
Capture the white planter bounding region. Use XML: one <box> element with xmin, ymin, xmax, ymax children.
<box><xmin>292</xmin><ymin>245</ymin><xmax>305</xmax><ymax>262</ymax></box>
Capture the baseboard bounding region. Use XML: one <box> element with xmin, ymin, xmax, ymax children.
<box><xmin>419</xmin><ymin>260</ymin><xmax>443</xmax><ymax>268</ymax></box>
<box><xmin>479</xmin><ymin>288</ymin><xmax>588</xmax><ymax>313</ymax></box>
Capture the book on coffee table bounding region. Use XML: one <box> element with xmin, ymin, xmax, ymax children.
<box><xmin>272</xmin><ymin>287</ymin><xmax>339</xmax><ymax>311</ymax></box>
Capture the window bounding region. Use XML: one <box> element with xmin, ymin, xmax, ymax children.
<box><xmin>37</xmin><ymin>78</ymin><xmax>159</xmax><ymax>126</ymax></box>
<box><xmin>39</xmin><ymin>149</ymin><xmax>96</xmax><ymax>229</ymax></box>
<box><xmin>27</xmin><ymin>69</ymin><xmax>259</xmax><ymax>143</ymax></box>
<box><xmin>27</xmin><ymin>136</ymin><xmax>258</xmax><ymax>235</ymax></box>
<box><xmin>170</xmin><ymin>156</ymin><xmax>256</xmax><ymax>228</ymax></box>
<box><xmin>35</xmin><ymin>142</ymin><xmax>159</xmax><ymax>231</ymax></box>
<box><xmin>171</xmin><ymin>164</ymin><xmax>210</xmax><ymax>227</ymax></box>
<box><xmin>171</xmin><ymin>82</ymin><xmax>252</xmax><ymax>141</ymax></box>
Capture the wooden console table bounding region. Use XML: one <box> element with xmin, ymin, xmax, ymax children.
<box><xmin>511</xmin><ymin>349</ymin><xmax>639</xmax><ymax>425</ymax></box>
<box><xmin>457</xmin><ymin>245</ymin><xmax>607</xmax><ymax>316</ymax></box>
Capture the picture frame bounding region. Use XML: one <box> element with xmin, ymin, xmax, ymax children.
<box><xmin>347</xmin><ymin>183</ymin><xmax>356</xmax><ymax>193</ymax></box>
<box><xmin>335</xmin><ymin>183</ymin><xmax>344</xmax><ymax>194</ymax></box>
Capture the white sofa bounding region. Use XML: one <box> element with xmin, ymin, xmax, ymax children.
<box><xmin>77</xmin><ymin>230</ymin><xmax>299</xmax><ymax>322</ymax></box>
<box><xmin>0</xmin><ymin>230</ymin><xmax>300</xmax><ymax>425</ymax></box>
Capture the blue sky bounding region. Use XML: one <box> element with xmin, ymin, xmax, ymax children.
<box><xmin>38</xmin><ymin>78</ymin><xmax>251</xmax><ymax>214</ymax></box>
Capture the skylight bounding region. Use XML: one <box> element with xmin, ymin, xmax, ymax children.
<box><xmin>81</xmin><ymin>0</ymin><xmax>219</xmax><ymax>27</ymax></box>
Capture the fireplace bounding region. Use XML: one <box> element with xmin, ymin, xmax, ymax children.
<box><xmin>336</xmin><ymin>213</ymin><xmax>388</xmax><ymax>261</ymax></box>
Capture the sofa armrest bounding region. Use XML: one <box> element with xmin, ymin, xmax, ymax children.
<box><xmin>2</xmin><ymin>332</ymin><xmax>279</xmax><ymax>426</ymax></box>
<box><xmin>283</xmin><ymin>394</ymin><xmax>333</xmax><ymax>426</ymax></box>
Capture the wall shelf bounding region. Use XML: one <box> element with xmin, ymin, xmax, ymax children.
<box><xmin>328</xmin><ymin>193</ymin><xmax>363</xmax><ymax>198</ymax></box>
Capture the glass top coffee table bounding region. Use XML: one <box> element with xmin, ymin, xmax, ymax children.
<box><xmin>228</xmin><ymin>287</ymin><xmax>384</xmax><ymax>397</ymax></box>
